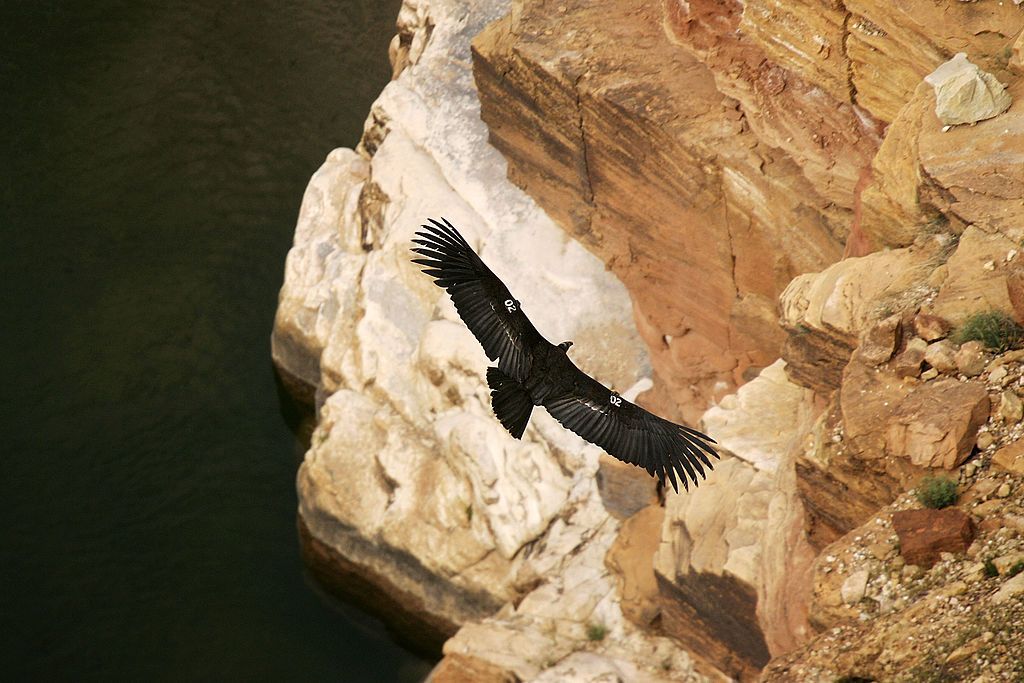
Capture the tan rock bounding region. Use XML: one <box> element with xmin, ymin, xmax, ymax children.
<box><xmin>885</xmin><ymin>379</ymin><xmax>990</xmax><ymax>469</ymax></box>
<box><xmin>843</xmin><ymin>0</ymin><xmax>1023</xmax><ymax>123</ymax></box>
<box><xmin>858</xmin><ymin>83</ymin><xmax>933</xmax><ymax>248</ymax></box>
<box><xmin>605</xmin><ymin>505</ymin><xmax>664</xmax><ymax>627</ymax></box>
<box><xmin>596</xmin><ymin>454</ymin><xmax>657</xmax><ymax>520</ymax></box>
<box><xmin>993</xmin><ymin>552</ymin><xmax>1024</xmax><ymax>575</ymax></box>
<box><xmin>892</xmin><ymin>508</ymin><xmax>974</xmax><ymax>568</ymax></box>
<box><xmin>993</xmin><ymin>440</ymin><xmax>1024</xmax><ymax>475</ymax></box>
<box><xmin>924</xmin><ymin>53</ymin><xmax>1012</xmax><ymax>127</ymax></box>
<box><xmin>859</xmin><ymin>314</ymin><xmax>903</xmax><ymax>366</ymax></box>
<box><xmin>892</xmin><ymin>337</ymin><xmax>927</xmax><ymax>378</ymax></box>
<box><xmin>654</xmin><ymin>457</ymin><xmax>773</xmax><ymax>677</ymax></box>
<box><xmin>1007</xmin><ymin>267</ymin><xmax>1024</xmax><ymax>323</ymax></box>
<box><xmin>927</xmin><ymin>227</ymin><xmax>1019</xmax><ymax>326</ymax></box>
<box><xmin>1013</xmin><ymin>28</ymin><xmax>1024</xmax><ymax>72</ymax></box>
<box><xmin>780</xmin><ymin>245</ymin><xmax>935</xmax><ymax>392</ymax></box>
<box><xmin>841</xmin><ymin>356</ymin><xmax>914</xmax><ymax>461</ymax></box>
<box><xmin>924</xmin><ymin>340</ymin><xmax>958</xmax><ymax>373</ymax></box>
<box><xmin>739</xmin><ymin>0</ymin><xmax>851</xmax><ymax>104</ymax></box>
<box><xmin>913</xmin><ymin>313</ymin><xmax>950</xmax><ymax>342</ymax></box>
<box><xmin>473</xmin><ymin>0</ymin><xmax>852</xmax><ymax>416</ymax></box>
<box><xmin>917</xmin><ymin>82</ymin><xmax>1024</xmax><ymax>236</ymax></box>
<box><xmin>429</xmin><ymin>653</ymin><xmax>517</xmax><ymax>683</ymax></box>
<box><xmin>955</xmin><ymin>341</ymin><xmax>988</xmax><ymax>377</ymax></box>
<box><xmin>999</xmin><ymin>390</ymin><xmax>1024</xmax><ymax>424</ymax></box>
<box><xmin>841</xmin><ymin>569</ymin><xmax>870</xmax><ymax>605</ymax></box>
<box><xmin>990</xmin><ymin>571</ymin><xmax>1024</xmax><ymax>604</ymax></box>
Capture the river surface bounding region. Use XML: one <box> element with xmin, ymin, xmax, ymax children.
<box><xmin>1</xmin><ymin>1</ymin><xmax>434</xmax><ymax>680</ymax></box>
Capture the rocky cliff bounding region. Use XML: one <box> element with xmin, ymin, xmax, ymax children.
<box><xmin>274</xmin><ymin>0</ymin><xmax>1024</xmax><ymax>680</ymax></box>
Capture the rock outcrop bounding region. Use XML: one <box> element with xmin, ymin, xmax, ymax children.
<box><xmin>274</xmin><ymin>0</ymin><xmax>1024</xmax><ymax>680</ymax></box>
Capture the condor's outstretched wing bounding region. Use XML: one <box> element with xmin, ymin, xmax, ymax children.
<box><xmin>412</xmin><ymin>218</ymin><xmax>543</xmax><ymax>381</ymax></box>
<box><xmin>542</xmin><ymin>369</ymin><xmax>719</xmax><ymax>493</ymax></box>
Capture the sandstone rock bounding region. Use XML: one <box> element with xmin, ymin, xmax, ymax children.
<box><xmin>857</xmin><ymin>83</ymin><xmax>934</xmax><ymax>248</ymax></box>
<box><xmin>924</xmin><ymin>53</ymin><xmax>1011</xmax><ymax>127</ymax></box>
<box><xmin>1013</xmin><ymin>28</ymin><xmax>1024</xmax><ymax>73</ymax></box>
<box><xmin>914</xmin><ymin>313</ymin><xmax>950</xmax><ymax>342</ymax></box>
<box><xmin>429</xmin><ymin>653</ymin><xmax>517</xmax><ymax>683</ymax></box>
<box><xmin>442</xmin><ymin>490</ymin><xmax>703</xmax><ymax>682</ymax></box>
<box><xmin>859</xmin><ymin>314</ymin><xmax>902</xmax><ymax>366</ymax></box>
<box><xmin>665</xmin><ymin>0</ymin><xmax>881</xmax><ymax>209</ymax></box>
<box><xmin>655</xmin><ymin>456</ymin><xmax>774</xmax><ymax>677</ymax></box>
<box><xmin>927</xmin><ymin>227</ymin><xmax>1019</xmax><ymax>327</ymax></box>
<box><xmin>977</xmin><ymin>431</ymin><xmax>995</xmax><ymax>451</ymax></box>
<box><xmin>701</xmin><ymin>360</ymin><xmax>816</xmax><ymax>474</ymax></box>
<box><xmin>955</xmin><ymin>341</ymin><xmax>988</xmax><ymax>377</ymax></box>
<box><xmin>892</xmin><ymin>337</ymin><xmax>927</xmax><ymax>378</ymax></box>
<box><xmin>843</xmin><ymin>0</ymin><xmax>1023</xmax><ymax>123</ymax></box>
<box><xmin>780</xmin><ymin>245</ymin><xmax>935</xmax><ymax>393</ymax></box>
<box><xmin>1007</xmin><ymin>267</ymin><xmax>1024</xmax><ymax>323</ymax></box>
<box><xmin>841</xmin><ymin>569</ymin><xmax>870</xmax><ymax>606</ymax></box>
<box><xmin>999</xmin><ymin>390</ymin><xmax>1023</xmax><ymax>424</ymax></box>
<box><xmin>699</xmin><ymin>361</ymin><xmax>818</xmax><ymax>657</ymax></box>
<box><xmin>473</xmin><ymin>0</ymin><xmax>851</xmax><ymax>417</ymax></box>
<box><xmin>885</xmin><ymin>379</ymin><xmax>990</xmax><ymax>469</ymax></box>
<box><xmin>605</xmin><ymin>505</ymin><xmax>664</xmax><ymax>627</ymax></box>
<box><xmin>993</xmin><ymin>440</ymin><xmax>1024</xmax><ymax>474</ymax></box>
<box><xmin>993</xmin><ymin>552</ymin><xmax>1024</xmax><ymax>575</ymax></box>
<box><xmin>916</xmin><ymin>82</ymin><xmax>1024</xmax><ymax>236</ymax></box>
<box><xmin>924</xmin><ymin>339</ymin><xmax>958</xmax><ymax>373</ymax></box>
<box><xmin>276</xmin><ymin>0</ymin><xmax>658</xmax><ymax>655</ymax></box>
<box><xmin>892</xmin><ymin>508</ymin><xmax>974</xmax><ymax>568</ymax></box>
<box><xmin>841</xmin><ymin>355</ymin><xmax>914</xmax><ymax>461</ymax></box>
<box><xmin>990</xmin><ymin>571</ymin><xmax>1024</xmax><ymax>604</ymax></box>
<box><xmin>595</xmin><ymin>454</ymin><xmax>657</xmax><ymax>520</ymax></box>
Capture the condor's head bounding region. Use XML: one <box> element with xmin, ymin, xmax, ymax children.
<box><xmin>557</xmin><ymin>341</ymin><xmax>573</xmax><ymax>353</ymax></box>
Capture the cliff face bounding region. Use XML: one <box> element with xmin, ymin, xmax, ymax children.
<box><xmin>274</xmin><ymin>0</ymin><xmax>1024</xmax><ymax>680</ymax></box>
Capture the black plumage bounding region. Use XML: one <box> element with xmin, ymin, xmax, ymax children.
<box><xmin>411</xmin><ymin>217</ymin><xmax>719</xmax><ymax>492</ymax></box>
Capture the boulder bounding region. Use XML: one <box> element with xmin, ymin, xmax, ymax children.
<box><xmin>885</xmin><ymin>379</ymin><xmax>990</xmax><ymax>469</ymax></box>
<box><xmin>924</xmin><ymin>339</ymin><xmax>958</xmax><ymax>373</ymax></box>
<box><xmin>892</xmin><ymin>508</ymin><xmax>974</xmax><ymax>568</ymax></box>
<box><xmin>924</xmin><ymin>53</ymin><xmax>1011</xmax><ymax>127</ymax></box>
<box><xmin>892</xmin><ymin>337</ymin><xmax>927</xmax><ymax>378</ymax></box>
<box><xmin>859</xmin><ymin>314</ymin><xmax>903</xmax><ymax>366</ymax></box>
<box><xmin>954</xmin><ymin>341</ymin><xmax>988</xmax><ymax>378</ymax></box>
<box><xmin>913</xmin><ymin>313</ymin><xmax>950</xmax><ymax>342</ymax></box>
<box><xmin>993</xmin><ymin>439</ymin><xmax>1024</xmax><ymax>475</ymax></box>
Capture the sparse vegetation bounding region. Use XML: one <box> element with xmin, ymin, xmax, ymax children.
<box><xmin>984</xmin><ymin>559</ymin><xmax>999</xmax><ymax>578</ymax></box>
<box><xmin>585</xmin><ymin>622</ymin><xmax>607</xmax><ymax>641</ymax></box>
<box><xmin>1009</xmin><ymin>561</ymin><xmax>1024</xmax><ymax>578</ymax></box>
<box><xmin>954</xmin><ymin>310</ymin><xmax>1024</xmax><ymax>353</ymax></box>
<box><xmin>916</xmin><ymin>475</ymin><xmax>959</xmax><ymax>509</ymax></box>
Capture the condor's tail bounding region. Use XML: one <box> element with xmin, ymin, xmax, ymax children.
<box><xmin>486</xmin><ymin>367</ymin><xmax>534</xmax><ymax>439</ymax></box>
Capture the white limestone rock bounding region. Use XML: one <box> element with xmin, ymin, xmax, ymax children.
<box><xmin>703</xmin><ymin>360</ymin><xmax>816</xmax><ymax>473</ymax></box>
<box><xmin>925</xmin><ymin>52</ymin><xmax>1011</xmax><ymax>126</ymax></box>
<box><xmin>275</xmin><ymin>0</ymin><xmax>649</xmax><ymax>641</ymax></box>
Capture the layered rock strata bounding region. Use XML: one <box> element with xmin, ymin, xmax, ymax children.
<box><xmin>274</xmin><ymin>0</ymin><xmax>1024</xmax><ymax>680</ymax></box>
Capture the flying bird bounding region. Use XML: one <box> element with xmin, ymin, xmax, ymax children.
<box><xmin>411</xmin><ymin>217</ymin><xmax>718</xmax><ymax>492</ymax></box>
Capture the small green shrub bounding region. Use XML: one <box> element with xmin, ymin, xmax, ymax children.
<box><xmin>916</xmin><ymin>475</ymin><xmax>959</xmax><ymax>509</ymax></box>
<box><xmin>585</xmin><ymin>622</ymin><xmax>607</xmax><ymax>641</ymax></box>
<box><xmin>984</xmin><ymin>559</ymin><xmax>999</xmax><ymax>578</ymax></box>
<box><xmin>1009</xmin><ymin>561</ymin><xmax>1024</xmax><ymax>578</ymax></box>
<box><xmin>954</xmin><ymin>310</ymin><xmax>1024</xmax><ymax>352</ymax></box>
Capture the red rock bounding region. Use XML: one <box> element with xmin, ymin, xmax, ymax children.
<box><xmin>892</xmin><ymin>508</ymin><xmax>974</xmax><ymax>568</ymax></box>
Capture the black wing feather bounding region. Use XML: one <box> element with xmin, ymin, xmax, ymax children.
<box><xmin>542</xmin><ymin>370</ymin><xmax>718</xmax><ymax>493</ymax></box>
<box><xmin>411</xmin><ymin>218</ymin><xmax>543</xmax><ymax>382</ymax></box>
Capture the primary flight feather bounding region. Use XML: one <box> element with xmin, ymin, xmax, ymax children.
<box><xmin>411</xmin><ymin>217</ymin><xmax>719</xmax><ymax>492</ymax></box>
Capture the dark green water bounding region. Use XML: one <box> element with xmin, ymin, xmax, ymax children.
<box><xmin>1</xmin><ymin>2</ymin><xmax>433</xmax><ymax>680</ymax></box>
